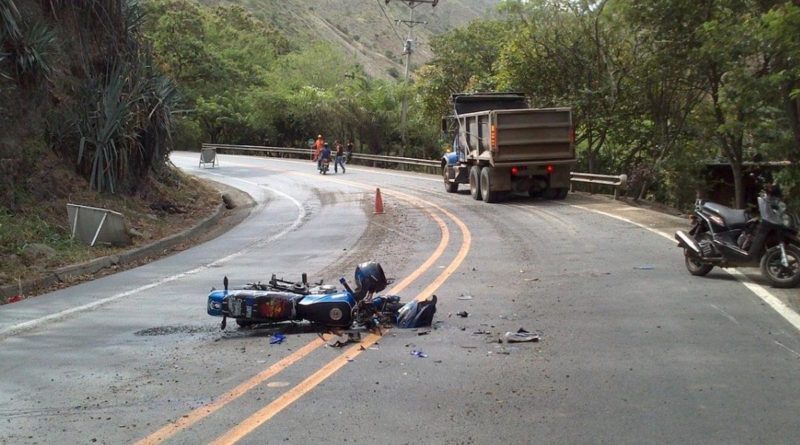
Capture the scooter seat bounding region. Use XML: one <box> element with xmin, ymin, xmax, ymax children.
<box><xmin>702</xmin><ymin>202</ymin><xmax>749</xmax><ymax>228</ymax></box>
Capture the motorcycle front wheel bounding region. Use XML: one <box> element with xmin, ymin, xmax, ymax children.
<box><xmin>760</xmin><ymin>244</ymin><xmax>800</xmax><ymax>288</ymax></box>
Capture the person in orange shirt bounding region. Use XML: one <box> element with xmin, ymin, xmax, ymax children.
<box><xmin>312</xmin><ymin>134</ymin><xmax>324</xmax><ymax>162</ymax></box>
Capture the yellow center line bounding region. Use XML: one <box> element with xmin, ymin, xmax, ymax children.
<box><xmin>132</xmin><ymin>166</ymin><xmax>453</xmax><ymax>445</ymax></box>
<box><xmin>208</xmin><ymin>200</ymin><xmax>472</xmax><ymax>445</ymax></box>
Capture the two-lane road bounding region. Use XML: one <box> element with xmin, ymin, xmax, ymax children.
<box><xmin>1</xmin><ymin>152</ymin><xmax>798</xmax><ymax>444</ymax></box>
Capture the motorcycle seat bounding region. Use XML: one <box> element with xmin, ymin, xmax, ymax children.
<box><xmin>702</xmin><ymin>202</ymin><xmax>749</xmax><ymax>228</ymax></box>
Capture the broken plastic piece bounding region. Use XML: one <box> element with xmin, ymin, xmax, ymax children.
<box><xmin>457</xmin><ymin>295</ymin><xmax>473</xmax><ymax>300</ymax></box>
<box><xmin>410</xmin><ymin>350</ymin><xmax>428</xmax><ymax>358</ymax></box>
<box><xmin>270</xmin><ymin>333</ymin><xmax>286</xmax><ymax>344</ymax></box>
<box><xmin>456</xmin><ymin>311</ymin><xmax>469</xmax><ymax>318</ymax></box>
<box><xmin>504</xmin><ymin>330</ymin><xmax>540</xmax><ymax>343</ymax></box>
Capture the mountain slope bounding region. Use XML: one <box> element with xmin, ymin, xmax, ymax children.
<box><xmin>204</xmin><ymin>0</ymin><xmax>501</xmax><ymax>79</ymax></box>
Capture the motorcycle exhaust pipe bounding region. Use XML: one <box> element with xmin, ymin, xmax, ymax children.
<box><xmin>675</xmin><ymin>231</ymin><xmax>701</xmax><ymax>255</ymax></box>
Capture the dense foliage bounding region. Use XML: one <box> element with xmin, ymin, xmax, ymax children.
<box><xmin>1</xmin><ymin>0</ymin><xmax>178</xmax><ymax>196</ymax></box>
<box><xmin>143</xmin><ymin>0</ymin><xmax>441</xmax><ymax>159</ymax></box>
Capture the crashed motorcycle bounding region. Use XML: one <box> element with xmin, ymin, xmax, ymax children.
<box><xmin>207</xmin><ymin>261</ymin><xmax>437</xmax><ymax>330</ymax></box>
<box><xmin>675</xmin><ymin>184</ymin><xmax>800</xmax><ymax>288</ymax></box>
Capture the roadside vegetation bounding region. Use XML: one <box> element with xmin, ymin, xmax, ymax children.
<box><xmin>0</xmin><ymin>1</ymin><xmax>217</xmax><ymax>298</ymax></box>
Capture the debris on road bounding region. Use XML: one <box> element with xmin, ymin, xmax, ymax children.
<box><xmin>457</xmin><ymin>294</ymin><xmax>473</xmax><ymax>300</ymax></box>
<box><xmin>269</xmin><ymin>333</ymin><xmax>286</xmax><ymax>344</ymax></box>
<box><xmin>504</xmin><ymin>328</ymin><xmax>540</xmax><ymax>343</ymax></box>
<box><xmin>633</xmin><ymin>265</ymin><xmax>655</xmax><ymax>270</ymax></box>
<box><xmin>456</xmin><ymin>311</ymin><xmax>469</xmax><ymax>318</ymax></box>
<box><xmin>410</xmin><ymin>350</ymin><xmax>428</xmax><ymax>358</ymax></box>
<box><xmin>327</xmin><ymin>332</ymin><xmax>361</xmax><ymax>348</ymax></box>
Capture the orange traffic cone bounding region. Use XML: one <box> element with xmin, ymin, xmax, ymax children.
<box><xmin>374</xmin><ymin>188</ymin><xmax>384</xmax><ymax>214</ymax></box>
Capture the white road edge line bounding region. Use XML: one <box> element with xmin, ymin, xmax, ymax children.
<box><xmin>0</xmin><ymin>176</ymin><xmax>305</xmax><ymax>339</ymax></box>
<box><xmin>569</xmin><ymin>203</ymin><xmax>800</xmax><ymax>333</ymax></box>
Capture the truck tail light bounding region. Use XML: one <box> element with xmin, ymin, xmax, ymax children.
<box><xmin>511</xmin><ymin>167</ymin><xmax>519</xmax><ymax>176</ymax></box>
<box><xmin>546</xmin><ymin>165</ymin><xmax>554</xmax><ymax>174</ymax></box>
<box><xmin>490</xmin><ymin>124</ymin><xmax>497</xmax><ymax>150</ymax></box>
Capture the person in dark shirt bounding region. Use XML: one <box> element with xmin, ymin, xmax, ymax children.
<box><xmin>334</xmin><ymin>140</ymin><xmax>346</xmax><ymax>174</ymax></box>
<box><xmin>345</xmin><ymin>140</ymin><xmax>354</xmax><ymax>162</ymax></box>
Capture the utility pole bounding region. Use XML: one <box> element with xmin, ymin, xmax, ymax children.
<box><xmin>385</xmin><ymin>0</ymin><xmax>438</xmax><ymax>153</ymax></box>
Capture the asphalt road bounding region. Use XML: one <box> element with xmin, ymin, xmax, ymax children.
<box><xmin>1</xmin><ymin>152</ymin><xmax>798</xmax><ymax>445</ymax></box>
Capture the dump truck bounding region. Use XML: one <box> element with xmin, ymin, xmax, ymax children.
<box><xmin>441</xmin><ymin>93</ymin><xmax>575</xmax><ymax>203</ymax></box>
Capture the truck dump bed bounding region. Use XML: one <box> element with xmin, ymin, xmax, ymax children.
<box><xmin>459</xmin><ymin>107</ymin><xmax>574</xmax><ymax>167</ymax></box>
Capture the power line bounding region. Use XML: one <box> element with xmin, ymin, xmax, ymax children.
<box><xmin>375</xmin><ymin>0</ymin><xmax>405</xmax><ymax>43</ymax></box>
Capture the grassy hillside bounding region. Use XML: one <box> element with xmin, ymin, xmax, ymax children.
<box><xmin>203</xmin><ymin>0</ymin><xmax>500</xmax><ymax>79</ymax></box>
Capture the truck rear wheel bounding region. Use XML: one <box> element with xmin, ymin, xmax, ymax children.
<box><xmin>555</xmin><ymin>187</ymin><xmax>568</xmax><ymax>200</ymax></box>
<box><xmin>480</xmin><ymin>167</ymin><xmax>499</xmax><ymax>203</ymax></box>
<box><xmin>469</xmin><ymin>166</ymin><xmax>482</xmax><ymax>200</ymax></box>
<box><xmin>443</xmin><ymin>167</ymin><xmax>459</xmax><ymax>193</ymax></box>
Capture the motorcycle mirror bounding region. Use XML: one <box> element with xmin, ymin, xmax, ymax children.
<box><xmin>302</xmin><ymin>273</ymin><xmax>308</xmax><ymax>286</ymax></box>
<box><xmin>339</xmin><ymin>277</ymin><xmax>354</xmax><ymax>295</ymax></box>
<box><xmin>223</xmin><ymin>276</ymin><xmax>228</xmax><ymax>292</ymax></box>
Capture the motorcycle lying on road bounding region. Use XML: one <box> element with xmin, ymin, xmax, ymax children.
<box><xmin>207</xmin><ymin>261</ymin><xmax>437</xmax><ymax>330</ymax></box>
<box><xmin>675</xmin><ymin>183</ymin><xmax>800</xmax><ymax>288</ymax></box>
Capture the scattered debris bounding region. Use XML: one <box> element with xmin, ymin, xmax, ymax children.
<box><xmin>457</xmin><ymin>295</ymin><xmax>473</xmax><ymax>300</ymax></box>
<box><xmin>456</xmin><ymin>311</ymin><xmax>469</xmax><ymax>318</ymax></box>
<box><xmin>327</xmin><ymin>332</ymin><xmax>361</xmax><ymax>348</ymax></box>
<box><xmin>269</xmin><ymin>333</ymin><xmax>286</xmax><ymax>344</ymax></box>
<box><xmin>634</xmin><ymin>265</ymin><xmax>655</xmax><ymax>270</ymax></box>
<box><xmin>410</xmin><ymin>350</ymin><xmax>428</xmax><ymax>358</ymax></box>
<box><xmin>504</xmin><ymin>328</ymin><xmax>540</xmax><ymax>343</ymax></box>
<box><xmin>417</xmin><ymin>330</ymin><xmax>430</xmax><ymax>336</ymax></box>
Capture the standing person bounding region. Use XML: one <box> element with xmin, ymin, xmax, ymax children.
<box><xmin>313</xmin><ymin>134</ymin><xmax>325</xmax><ymax>168</ymax></box>
<box><xmin>345</xmin><ymin>139</ymin><xmax>354</xmax><ymax>163</ymax></box>
<box><xmin>334</xmin><ymin>140</ymin><xmax>346</xmax><ymax>174</ymax></box>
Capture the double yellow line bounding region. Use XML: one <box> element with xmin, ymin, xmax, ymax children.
<box><xmin>135</xmin><ymin>167</ymin><xmax>471</xmax><ymax>445</ymax></box>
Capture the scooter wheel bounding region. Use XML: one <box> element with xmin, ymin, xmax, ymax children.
<box><xmin>685</xmin><ymin>249</ymin><xmax>713</xmax><ymax>276</ymax></box>
<box><xmin>760</xmin><ymin>244</ymin><xmax>800</xmax><ymax>288</ymax></box>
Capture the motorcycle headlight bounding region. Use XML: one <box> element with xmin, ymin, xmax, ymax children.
<box><xmin>209</xmin><ymin>300</ymin><xmax>222</xmax><ymax>311</ymax></box>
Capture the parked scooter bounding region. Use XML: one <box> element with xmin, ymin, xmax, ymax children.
<box><xmin>207</xmin><ymin>262</ymin><xmax>424</xmax><ymax>330</ymax></box>
<box><xmin>674</xmin><ymin>181</ymin><xmax>800</xmax><ymax>288</ymax></box>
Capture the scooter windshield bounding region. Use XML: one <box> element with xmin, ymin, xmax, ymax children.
<box><xmin>758</xmin><ymin>196</ymin><xmax>785</xmax><ymax>225</ymax></box>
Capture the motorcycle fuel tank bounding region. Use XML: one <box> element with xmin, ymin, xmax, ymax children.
<box><xmin>296</xmin><ymin>292</ymin><xmax>355</xmax><ymax>327</ymax></box>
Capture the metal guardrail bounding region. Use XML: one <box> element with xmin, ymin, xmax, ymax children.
<box><xmin>202</xmin><ymin>143</ymin><xmax>628</xmax><ymax>198</ymax></box>
<box><xmin>202</xmin><ymin>143</ymin><xmax>440</xmax><ymax>169</ymax></box>
<box><xmin>570</xmin><ymin>172</ymin><xmax>628</xmax><ymax>199</ymax></box>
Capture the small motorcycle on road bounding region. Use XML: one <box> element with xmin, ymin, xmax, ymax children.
<box><xmin>675</xmin><ymin>183</ymin><xmax>800</xmax><ymax>288</ymax></box>
<box><xmin>318</xmin><ymin>158</ymin><xmax>330</xmax><ymax>175</ymax></box>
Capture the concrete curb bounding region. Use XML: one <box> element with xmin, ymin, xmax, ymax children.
<box><xmin>0</xmin><ymin>201</ymin><xmax>227</xmax><ymax>300</ymax></box>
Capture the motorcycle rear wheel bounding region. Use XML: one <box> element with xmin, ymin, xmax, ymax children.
<box><xmin>685</xmin><ymin>249</ymin><xmax>713</xmax><ymax>276</ymax></box>
<box><xmin>760</xmin><ymin>244</ymin><xmax>800</xmax><ymax>288</ymax></box>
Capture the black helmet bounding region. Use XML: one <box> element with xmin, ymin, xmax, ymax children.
<box><xmin>354</xmin><ymin>261</ymin><xmax>387</xmax><ymax>294</ymax></box>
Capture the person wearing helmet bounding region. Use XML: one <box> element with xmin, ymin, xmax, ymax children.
<box><xmin>312</xmin><ymin>134</ymin><xmax>324</xmax><ymax>161</ymax></box>
<box><xmin>318</xmin><ymin>142</ymin><xmax>332</xmax><ymax>171</ymax></box>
